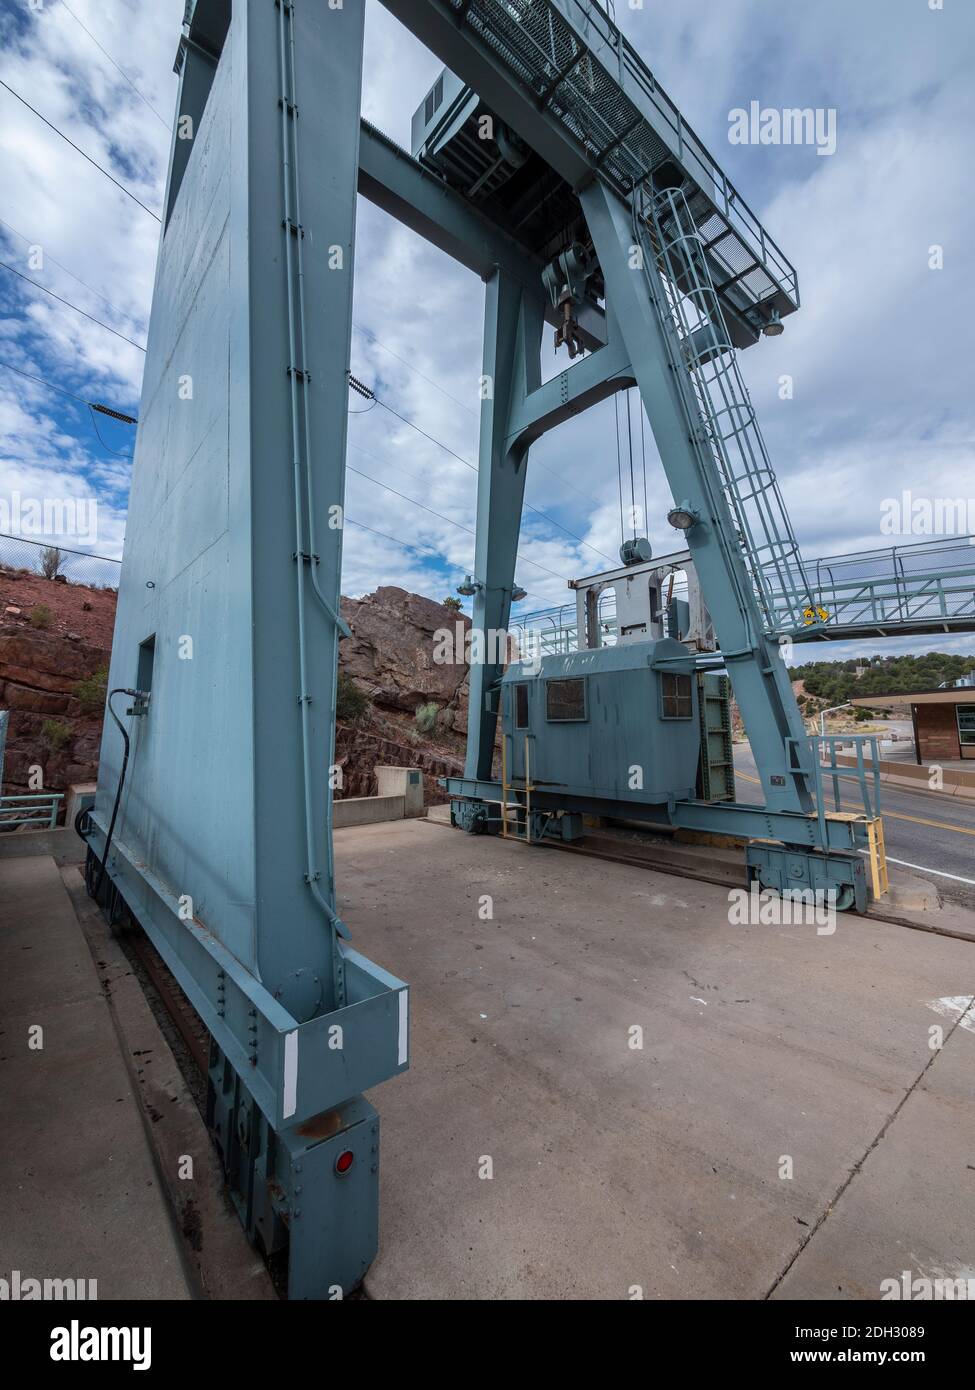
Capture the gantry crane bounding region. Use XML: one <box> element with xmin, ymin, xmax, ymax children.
<box><xmin>86</xmin><ymin>0</ymin><xmax>943</xmax><ymax>1295</ymax></box>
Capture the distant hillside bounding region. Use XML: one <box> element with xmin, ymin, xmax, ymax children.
<box><xmin>0</xmin><ymin>565</ymin><xmax>117</xmax><ymax>798</ymax></box>
<box><xmin>788</xmin><ymin>652</ymin><xmax>975</xmax><ymax>706</ymax></box>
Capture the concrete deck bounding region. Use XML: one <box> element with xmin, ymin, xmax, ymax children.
<box><xmin>0</xmin><ymin>854</ymin><xmax>192</xmax><ymax>1300</ymax></box>
<box><xmin>334</xmin><ymin>820</ymin><xmax>975</xmax><ymax>1300</ymax></box>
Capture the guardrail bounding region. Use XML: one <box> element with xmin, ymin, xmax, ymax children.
<box><xmin>0</xmin><ymin>792</ymin><xmax>64</xmax><ymax>830</ymax></box>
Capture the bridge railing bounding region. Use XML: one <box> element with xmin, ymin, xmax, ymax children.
<box><xmin>765</xmin><ymin>536</ymin><xmax>975</xmax><ymax>634</ymax></box>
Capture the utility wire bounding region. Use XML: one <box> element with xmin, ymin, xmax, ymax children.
<box><xmin>353</xmin><ymin>322</ymin><xmax>475</xmax><ymax>417</ymax></box>
<box><xmin>353</xmin><ymin>323</ymin><xmax>607</xmax><ymax>515</ymax></box>
<box><xmin>625</xmin><ymin>386</ymin><xmax>636</xmax><ymax>537</ymax></box>
<box><xmin>639</xmin><ymin>393</ymin><xmax>649</xmax><ymax>539</ymax></box>
<box><xmin>346</xmin><ymin>462</ymin><xmax>570</xmax><ymax>583</ymax></box>
<box><xmin>344</xmin><ymin>517</ymin><xmax>546</xmax><ymax>606</ymax></box>
<box><xmin>0</xmin><ymin>358</ymin><xmax>137</xmax><ymax>422</ymax></box>
<box><xmin>0</xmin><ymin>79</ymin><xmax>161</xmax><ymax>222</ymax></box>
<box><xmin>353</xmin><ymin>378</ymin><xmax>615</xmax><ymax>565</ymax></box>
<box><xmin>58</xmin><ymin>0</ymin><xmax>169</xmax><ymax>128</ymax></box>
<box><xmin>87</xmin><ymin>404</ymin><xmax>133</xmax><ymax>458</ymax></box>
<box><xmin>0</xmin><ymin>216</ymin><xmax>138</xmax><ymax>324</ymax></box>
<box><xmin>614</xmin><ymin>391</ymin><xmax>624</xmax><ymax>546</ymax></box>
<box><xmin>0</xmin><ymin>260</ymin><xmax>146</xmax><ymax>352</ymax></box>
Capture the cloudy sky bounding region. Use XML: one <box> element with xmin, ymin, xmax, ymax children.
<box><xmin>0</xmin><ymin>0</ymin><xmax>972</xmax><ymax>659</ymax></box>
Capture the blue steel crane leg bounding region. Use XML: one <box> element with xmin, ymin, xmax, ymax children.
<box><xmin>85</xmin><ymin>0</ymin><xmax>410</xmax><ymax>1298</ymax></box>
<box><xmin>579</xmin><ymin>181</ymin><xmax>811</xmax><ymax>816</ymax></box>
<box><xmin>464</xmin><ymin>271</ymin><xmax>546</xmax><ymax>779</ymax></box>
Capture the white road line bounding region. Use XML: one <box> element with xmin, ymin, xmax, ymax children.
<box><xmin>858</xmin><ymin>850</ymin><xmax>975</xmax><ymax>887</ymax></box>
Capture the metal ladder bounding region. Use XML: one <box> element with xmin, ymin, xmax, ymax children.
<box><xmin>632</xmin><ymin>184</ymin><xmax>816</xmax><ymax>636</ymax></box>
<box><xmin>500</xmin><ymin>733</ymin><xmax>535</xmax><ymax>842</ymax></box>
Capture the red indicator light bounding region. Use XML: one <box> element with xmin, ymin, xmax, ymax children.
<box><xmin>335</xmin><ymin>1150</ymin><xmax>354</xmax><ymax>1175</ymax></box>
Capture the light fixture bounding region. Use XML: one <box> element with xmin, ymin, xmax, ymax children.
<box><xmin>762</xmin><ymin>310</ymin><xmax>784</xmax><ymax>337</ymax></box>
<box><xmin>511</xmin><ymin>583</ymin><xmax>527</xmax><ymax>602</ymax></box>
<box><xmin>667</xmin><ymin>502</ymin><xmax>700</xmax><ymax>532</ymax></box>
<box><xmin>456</xmin><ymin>574</ymin><xmax>480</xmax><ymax>597</ymax></box>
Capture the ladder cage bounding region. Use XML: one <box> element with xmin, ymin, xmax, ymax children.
<box><xmin>634</xmin><ymin>184</ymin><xmax>815</xmax><ymax>634</ymax></box>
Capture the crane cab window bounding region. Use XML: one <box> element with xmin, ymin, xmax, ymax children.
<box><xmin>660</xmin><ymin>672</ymin><xmax>693</xmax><ymax>719</ymax></box>
<box><xmin>514</xmin><ymin>683</ymin><xmax>530</xmax><ymax>729</ymax></box>
<box><xmin>545</xmin><ymin>677</ymin><xmax>587</xmax><ymax>722</ymax></box>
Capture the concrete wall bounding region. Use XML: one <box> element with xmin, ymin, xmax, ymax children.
<box><xmin>334</xmin><ymin>795</ymin><xmax>405</xmax><ymax>829</ymax></box>
<box><xmin>835</xmin><ymin>752</ymin><xmax>975</xmax><ymax>799</ymax></box>
<box><xmin>375</xmin><ymin>766</ymin><xmax>425</xmax><ymax>816</ymax></box>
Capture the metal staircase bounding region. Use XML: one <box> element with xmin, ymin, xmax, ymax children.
<box><xmin>632</xmin><ymin>184</ymin><xmax>816</xmax><ymax>635</ymax></box>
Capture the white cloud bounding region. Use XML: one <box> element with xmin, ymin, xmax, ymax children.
<box><xmin>0</xmin><ymin>0</ymin><xmax>971</xmax><ymax>656</ymax></box>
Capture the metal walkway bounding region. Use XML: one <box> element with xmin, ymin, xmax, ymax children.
<box><xmin>434</xmin><ymin>0</ymin><xmax>798</xmax><ymax>341</ymax></box>
<box><xmin>775</xmin><ymin>536</ymin><xmax>975</xmax><ymax>641</ymax></box>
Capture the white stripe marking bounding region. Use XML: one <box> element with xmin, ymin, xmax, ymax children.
<box><xmin>283</xmin><ymin>1029</ymin><xmax>299</xmax><ymax>1119</ymax></box>
<box><xmin>397</xmin><ymin>988</ymin><xmax>409</xmax><ymax>1066</ymax></box>
<box><xmin>858</xmin><ymin>850</ymin><xmax>975</xmax><ymax>887</ymax></box>
<box><xmin>927</xmin><ymin>997</ymin><xmax>975</xmax><ymax>1034</ymax></box>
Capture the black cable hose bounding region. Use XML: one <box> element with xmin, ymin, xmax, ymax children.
<box><xmin>92</xmin><ymin>689</ymin><xmax>135</xmax><ymax>902</ymax></box>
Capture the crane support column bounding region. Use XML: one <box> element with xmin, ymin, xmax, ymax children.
<box><xmin>85</xmin><ymin>0</ymin><xmax>409</xmax><ymax>1298</ymax></box>
<box><xmin>580</xmin><ymin>181</ymin><xmax>810</xmax><ymax>814</ymax></box>
<box><xmin>464</xmin><ymin>271</ymin><xmax>546</xmax><ymax>780</ymax></box>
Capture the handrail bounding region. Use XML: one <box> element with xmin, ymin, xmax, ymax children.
<box><xmin>0</xmin><ymin>792</ymin><xmax>64</xmax><ymax>830</ymax></box>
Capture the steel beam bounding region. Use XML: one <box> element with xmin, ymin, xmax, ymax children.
<box><xmin>442</xmin><ymin>778</ymin><xmax>864</xmax><ymax>854</ymax></box>
<box><xmin>464</xmin><ymin>271</ymin><xmax>546</xmax><ymax>779</ymax></box>
<box><xmin>579</xmin><ymin>181</ymin><xmax>812</xmax><ymax>815</ymax></box>
<box><xmin>356</xmin><ymin>120</ymin><xmax>607</xmax><ymax>351</ymax></box>
<box><xmin>506</xmin><ymin>311</ymin><xmax>634</xmax><ymax>446</ymax></box>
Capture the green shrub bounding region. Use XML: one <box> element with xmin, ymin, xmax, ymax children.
<box><xmin>336</xmin><ymin>670</ymin><xmax>370</xmax><ymax>723</ymax></box>
<box><xmin>74</xmin><ymin>666</ymin><xmax>109</xmax><ymax>715</ymax></box>
<box><xmin>41</xmin><ymin>719</ymin><xmax>71</xmax><ymax>751</ymax></box>
<box><xmin>30</xmin><ymin>603</ymin><xmax>53</xmax><ymax>630</ymax></box>
<box><xmin>414</xmin><ymin>701</ymin><xmax>440</xmax><ymax>735</ymax></box>
<box><xmin>442</xmin><ymin>596</ymin><xmax>462</xmax><ymax>612</ymax></box>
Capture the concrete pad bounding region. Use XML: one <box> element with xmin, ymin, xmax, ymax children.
<box><xmin>772</xmin><ymin>1002</ymin><xmax>975</xmax><ymax>1299</ymax></box>
<box><xmin>0</xmin><ymin>855</ymin><xmax>192</xmax><ymax>1299</ymax></box>
<box><xmin>330</xmin><ymin>821</ymin><xmax>975</xmax><ymax>1300</ymax></box>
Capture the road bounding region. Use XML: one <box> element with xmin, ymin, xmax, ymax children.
<box><xmin>733</xmin><ymin>745</ymin><xmax>975</xmax><ymax>911</ymax></box>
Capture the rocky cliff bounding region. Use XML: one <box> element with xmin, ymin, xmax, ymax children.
<box><xmin>0</xmin><ymin>567</ymin><xmax>116</xmax><ymax>798</ymax></box>
<box><xmin>336</xmin><ymin>586</ymin><xmax>472</xmax><ymax>801</ymax></box>
<box><xmin>0</xmin><ymin>572</ymin><xmax>472</xmax><ymax>810</ymax></box>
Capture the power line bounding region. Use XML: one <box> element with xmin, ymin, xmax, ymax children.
<box><xmin>0</xmin><ymin>215</ymin><xmax>142</xmax><ymax>325</ymax></box>
<box><xmin>352</xmin><ymin>320</ymin><xmax>607</xmax><ymax>515</ymax></box>
<box><xmin>352</xmin><ymin>322</ymin><xmax>475</xmax><ymax>417</ymax></box>
<box><xmin>0</xmin><ymin>260</ymin><xmax>146</xmax><ymax>352</ymax></box>
<box><xmin>0</xmin><ymin>79</ymin><xmax>161</xmax><ymax>222</ymax></box>
<box><xmin>58</xmin><ymin>0</ymin><xmax>169</xmax><ymax>129</ymax></box>
<box><xmin>346</xmin><ymin>462</ymin><xmax>570</xmax><ymax>583</ymax></box>
<box><xmin>0</xmin><ymin>358</ymin><xmax>137</xmax><ymax>422</ymax></box>
<box><xmin>344</xmin><ymin>517</ymin><xmax>546</xmax><ymax>605</ymax></box>
<box><xmin>88</xmin><ymin>404</ymin><xmax>133</xmax><ymax>458</ymax></box>
<box><xmin>352</xmin><ymin>376</ymin><xmax>615</xmax><ymax>565</ymax></box>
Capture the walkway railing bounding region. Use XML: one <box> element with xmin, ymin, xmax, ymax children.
<box><xmin>0</xmin><ymin>792</ymin><xmax>64</xmax><ymax>830</ymax></box>
<box><xmin>770</xmin><ymin>536</ymin><xmax>975</xmax><ymax>637</ymax></box>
